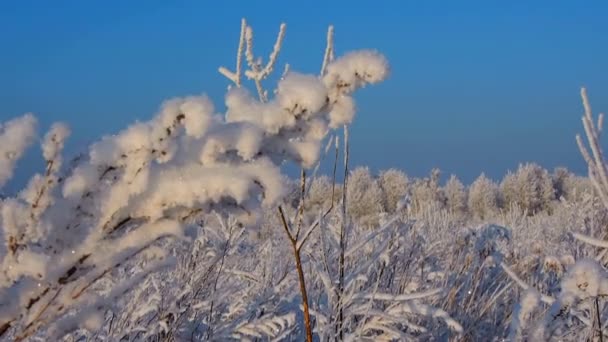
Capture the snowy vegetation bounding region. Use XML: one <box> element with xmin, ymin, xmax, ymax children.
<box><xmin>1</xmin><ymin>19</ymin><xmax>608</xmax><ymax>341</ymax></box>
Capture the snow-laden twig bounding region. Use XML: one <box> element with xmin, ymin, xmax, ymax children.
<box><xmin>574</xmin><ymin>232</ymin><xmax>608</xmax><ymax>249</ymax></box>
<box><xmin>320</xmin><ymin>25</ymin><xmax>334</xmax><ymax>76</ymax></box>
<box><xmin>218</xmin><ymin>18</ymin><xmax>247</xmax><ymax>86</ymax></box>
<box><xmin>242</xmin><ymin>22</ymin><xmax>286</xmax><ymax>102</ymax></box>
<box><xmin>0</xmin><ymin>114</ymin><xmax>37</xmax><ymax>189</ymax></box>
<box><xmin>500</xmin><ymin>262</ymin><xmax>554</xmax><ymax>305</ymax></box>
<box><xmin>576</xmin><ymin>88</ymin><xmax>608</xmax><ymax>209</ymax></box>
<box><xmin>349</xmin><ymin>288</ymin><xmax>443</xmax><ymax>302</ymax></box>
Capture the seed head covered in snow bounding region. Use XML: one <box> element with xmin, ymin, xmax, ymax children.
<box><xmin>560</xmin><ymin>258</ymin><xmax>608</xmax><ymax>299</ymax></box>
<box><xmin>225</xmin><ymin>87</ymin><xmax>296</xmax><ymax>134</ymax></box>
<box><xmin>199</xmin><ymin>123</ymin><xmax>264</xmax><ymax>164</ymax></box>
<box><xmin>42</xmin><ymin>123</ymin><xmax>70</xmax><ymax>162</ymax></box>
<box><xmin>323</xmin><ymin>50</ymin><xmax>389</xmax><ymax>95</ymax></box>
<box><xmin>0</xmin><ymin>114</ymin><xmax>37</xmax><ymax>188</ymax></box>
<box><xmin>156</xmin><ymin>95</ymin><xmax>214</xmax><ymax>138</ymax></box>
<box><xmin>276</xmin><ymin>72</ymin><xmax>328</xmax><ymax>116</ymax></box>
<box><xmin>305</xmin><ymin>118</ymin><xmax>329</xmax><ymax>140</ymax></box>
<box><xmin>328</xmin><ymin>95</ymin><xmax>356</xmax><ymax>128</ymax></box>
<box><xmin>322</xmin><ymin>50</ymin><xmax>389</xmax><ymax>128</ymax></box>
<box><xmin>509</xmin><ymin>288</ymin><xmax>540</xmax><ymax>340</ymax></box>
<box><xmin>287</xmin><ymin>140</ymin><xmax>321</xmax><ymax>169</ymax></box>
<box><xmin>62</xmin><ymin>164</ymin><xmax>98</xmax><ymax>199</ymax></box>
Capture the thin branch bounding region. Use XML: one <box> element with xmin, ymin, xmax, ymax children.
<box><xmin>243</xmin><ymin>22</ymin><xmax>287</xmax><ymax>102</ymax></box>
<box><xmin>295</xmin><ymin>169</ymin><xmax>306</xmax><ymax>240</ymax></box>
<box><xmin>258</xmin><ymin>23</ymin><xmax>286</xmax><ymax>79</ymax></box>
<box><xmin>278</xmin><ymin>206</ymin><xmax>295</xmax><ymax>243</ymax></box>
<box><xmin>337</xmin><ymin>125</ymin><xmax>349</xmax><ymax>340</ymax></box>
<box><xmin>320</xmin><ymin>25</ymin><xmax>335</xmax><ymax>76</ymax></box>
<box><xmin>235</xmin><ymin>18</ymin><xmax>246</xmax><ymax>86</ymax></box>
<box><xmin>578</xmin><ymin>88</ymin><xmax>608</xmax><ymax>210</ymax></box>
<box><xmin>218</xmin><ymin>19</ymin><xmax>247</xmax><ymax>86</ymax></box>
<box><xmin>574</xmin><ymin>232</ymin><xmax>608</xmax><ymax>249</ymax></box>
<box><xmin>500</xmin><ymin>262</ymin><xmax>554</xmax><ymax>305</ymax></box>
<box><xmin>597</xmin><ymin>297</ymin><xmax>604</xmax><ymax>342</ymax></box>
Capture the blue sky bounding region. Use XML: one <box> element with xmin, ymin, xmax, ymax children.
<box><xmin>1</xmin><ymin>0</ymin><xmax>607</xmax><ymax>185</ymax></box>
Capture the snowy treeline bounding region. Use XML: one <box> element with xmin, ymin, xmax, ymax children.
<box><xmin>316</xmin><ymin>162</ymin><xmax>592</xmax><ymax>228</ymax></box>
<box><xmin>2</xmin><ymin>19</ymin><xmax>608</xmax><ymax>341</ymax></box>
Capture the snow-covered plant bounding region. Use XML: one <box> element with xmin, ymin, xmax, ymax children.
<box><xmin>535</xmin><ymin>259</ymin><xmax>608</xmax><ymax>340</ymax></box>
<box><xmin>305</xmin><ymin>175</ymin><xmax>335</xmax><ymax>214</ymax></box>
<box><xmin>378</xmin><ymin>168</ymin><xmax>409</xmax><ymax>214</ymax></box>
<box><xmin>0</xmin><ymin>114</ymin><xmax>38</xmax><ymax>189</ymax></box>
<box><xmin>577</xmin><ymin>88</ymin><xmax>608</xmax><ymax>211</ymax></box>
<box><xmin>501</xmin><ymin>256</ymin><xmax>608</xmax><ymax>340</ymax></box>
<box><xmin>468</xmin><ymin>173</ymin><xmax>500</xmax><ymax>220</ymax></box>
<box><xmin>560</xmin><ymin>173</ymin><xmax>595</xmax><ymax>203</ymax></box>
<box><xmin>444</xmin><ymin>174</ymin><xmax>468</xmax><ymax>216</ymax></box>
<box><xmin>501</xmin><ymin>162</ymin><xmax>555</xmax><ymax>215</ymax></box>
<box><xmin>304</xmin><ymin>210</ymin><xmax>463</xmax><ymax>340</ymax></box>
<box><xmin>345</xmin><ymin>167</ymin><xmax>384</xmax><ymax>227</ymax></box>
<box><xmin>499</xmin><ymin>89</ymin><xmax>608</xmax><ymax>341</ymax></box>
<box><xmin>553</xmin><ymin>167</ymin><xmax>575</xmax><ymax>200</ymax></box>
<box><xmin>0</xmin><ymin>18</ymin><xmax>389</xmax><ymax>340</ymax></box>
<box><xmin>269</xmin><ymin>145</ymin><xmax>463</xmax><ymax>340</ymax></box>
<box><xmin>410</xmin><ymin>168</ymin><xmax>445</xmax><ymax>214</ymax></box>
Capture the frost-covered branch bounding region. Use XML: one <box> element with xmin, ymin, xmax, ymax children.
<box><xmin>320</xmin><ymin>25</ymin><xmax>335</xmax><ymax>76</ymax></box>
<box><xmin>0</xmin><ymin>114</ymin><xmax>37</xmax><ymax>189</ymax></box>
<box><xmin>576</xmin><ymin>87</ymin><xmax>608</xmax><ymax>209</ymax></box>
<box><xmin>218</xmin><ymin>18</ymin><xmax>247</xmax><ymax>87</ymax></box>
<box><xmin>242</xmin><ymin>21</ymin><xmax>286</xmax><ymax>102</ymax></box>
<box><xmin>500</xmin><ymin>262</ymin><xmax>555</xmax><ymax>305</ymax></box>
<box><xmin>574</xmin><ymin>232</ymin><xmax>608</xmax><ymax>249</ymax></box>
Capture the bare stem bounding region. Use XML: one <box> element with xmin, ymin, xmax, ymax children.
<box><xmin>336</xmin><ymin>125</ymin><xmax>349</xmax><ymax>341</ymax></box>
<box><xmin>597</xmin><ymin>297</ymin><xmax>604</xmax><ymax>342</ymax></box>
<box><xmin>277</xmin><ymin>206</ymin><xmax>313</xmax><ymax>342</ymax></box>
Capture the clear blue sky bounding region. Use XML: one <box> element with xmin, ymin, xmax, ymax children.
<box><xmin>1</xmin><ymin>0</ymin><xmax>607</xmax><ymax>185</ymax></box>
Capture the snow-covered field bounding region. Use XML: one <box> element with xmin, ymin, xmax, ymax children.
<box><xmin>2</xmin><ymin>20</ymin><xmax>608</xmax><ymax>341</ymax></box>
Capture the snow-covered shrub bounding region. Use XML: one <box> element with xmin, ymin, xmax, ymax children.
<box><xmin>0</xmin><ymin>18</ymin><xmax>389</xmax><ymax>340</ymax></box>
<box><xmin>302</xmin><ymin>207</ymin><xmax>463</xmax><ymax>340</ymax></box>
<box><xmin>410</xmin><ymin>168</ymin><xmax>445</xmax><ymax>214</ymax></box>
<box><xmin>444</xmin><ymin>174</ymin><xmax>468</xmax><ymax>217</ymax></box>
<box><xmin>553</xmin><ymin>167</ymin><xmax>573</xmax><ymax>200</ymax></box>
<box><xmin>346</xmin><ymin>167</ymin><xmax>384</xmax><ymax>227</ymax></box>
<box><xmin>468</xmin><ymin>173</ymin><xmax>500</xmax><ymax>220</ymax></box>
<box><xmin>0</xmin><ymin>114</ymin><xmax>37</xmax><ymax>189</ymax></box>
<box><xmin>378</xmin><ymin>168</ymin><xmax>409</xmax><ymax>213</ymax></box>
<box><xmin>553</xmin><ymin>167</ymin><xmax>595</xmax><ymax>203</ymax></box>
<box><xmin>501</xmin><ymin>162</ymin><xmax>555</xmax><ymax>215</ymax></box>
<box><xmin>305</xmin><ymin>175</ymin><xmax>335</xmax><ymax>214</ymax></box>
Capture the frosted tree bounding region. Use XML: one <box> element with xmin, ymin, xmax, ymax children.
<box><xmin>552</xmin><ymin>167</ymin><xmax>595</xmax><ymax>203</ymax></box>
<box><xmin>553</xmin><ymin>167</ymin><xmax>572</xmax><ymax>200</ymax></box>
<box><xmin>500</xmin><ymin>162</ymin><xmax>555</xmax><ymax>215</ymax></box>
<box><xmin>305</xmin><ymin>175</ymin><xmax>335</xmax><ymax>214</ymax></box>
<box><xmin>444</xmin><ymin>174</ymin><xmax>467</xmax><ymax>216</ymax></box>
<box><xmin>0</xmin><ymin>18</ymin><xmax>389</xmax><ymax>340</ymax></box>
<box><xmin>346</xmin><ymin>167</ymin><xmax>384</xmax><ymax>227</ymax></box>
<box><xmin>468</xmin><ymin>173</ymin><xmax>499</xmax><ymax>220</ymax></box>
<box><xmin>378</xmin><ymin>168</ymin><xmax>409</xmax><ymax>213</ymax></box>
<box><xmin>411</xmin><ymin>168</ymin><xmax>446</xmax><ymax>213</ymax></box>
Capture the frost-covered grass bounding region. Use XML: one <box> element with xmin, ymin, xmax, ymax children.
<box><xmin>19</xmin><ymin>186</ymin><xmax>606</xmax><ymax>341</ymax></box>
